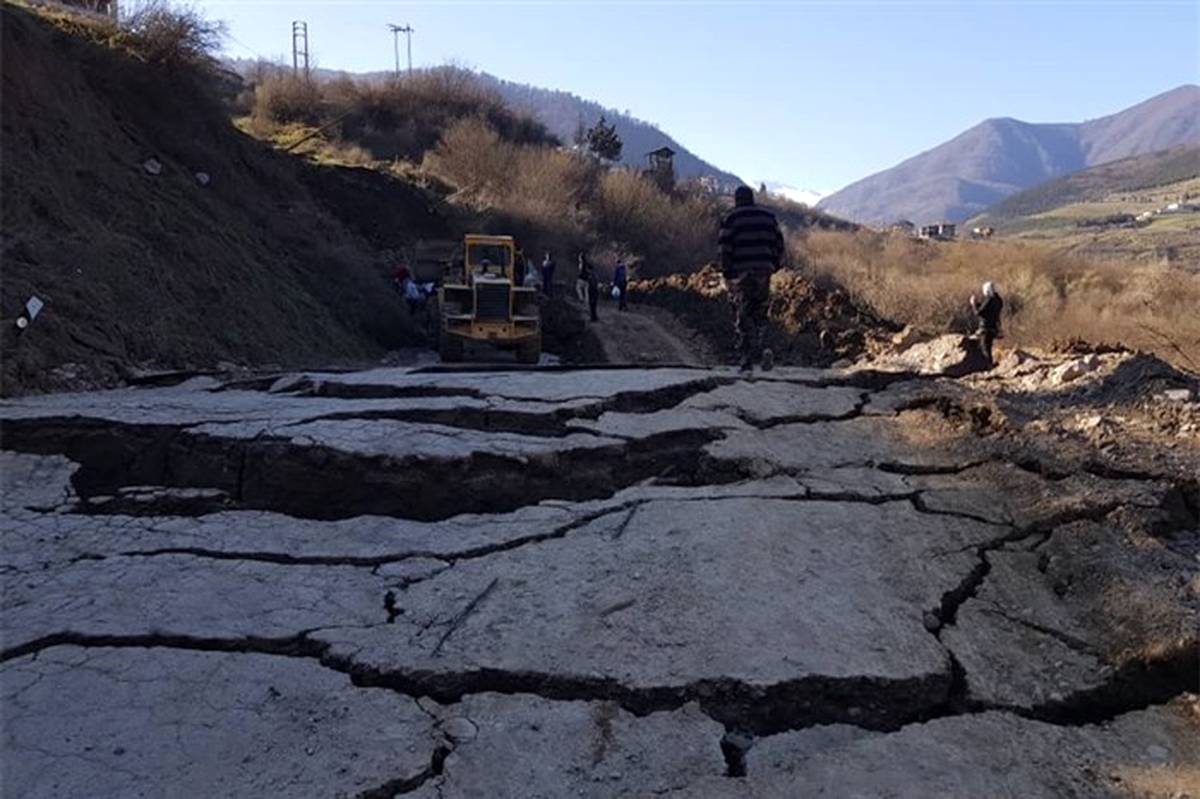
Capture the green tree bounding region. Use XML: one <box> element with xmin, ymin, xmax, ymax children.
<box><xmin>586</xmin><ymin>116</ymin><xmax>623</xmax><ymax>162</ymax></box>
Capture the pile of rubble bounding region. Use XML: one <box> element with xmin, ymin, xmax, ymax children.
<box><xmin>863</xmin><ymin>330</ymin><xmax>1200</xmax><ymax>479</ymax></box>
<box><xmin>629</xmin><ymin>265</ymin><xmax>899</xmax><ymax>367</ymax></box>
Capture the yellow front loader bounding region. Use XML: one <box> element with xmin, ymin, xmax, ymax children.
<box><xmin>438</xmin><ymin>235</ymin><xmax>542</xmax><ymax>364</ymax></box>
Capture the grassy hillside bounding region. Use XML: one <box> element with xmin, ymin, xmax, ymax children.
<box><xmin>239</xmin><ymin>63</ymin><xmax>557</xmax><ymax>164</ymax></box>
<box><xmin>969</xmin><ymin>146</ymin><xmax>1200</xmax><ymax>265</ymax></box>
<box><xmin>797</xmin><ymin>230</ymin><xmax>1200</xmax><ymax>370</ymax></box>
<box><xmin>229</xmin><ymin>59</ymin><xmax>744</xmax><ymax>188</ymax></box>
<box><xmin>240</xmin><ymin>65</ymin><xmax>772</xmax><ymax>277</ymax></box>
<box><xmin>0</xmin><ymin>3</ymin><xmax>452</xmax><ymax>393</ymax></box>
<box><xmin>973</xmin><ymin>146</ymin><xmax>1200</xmax><ymax>224</ymax></box>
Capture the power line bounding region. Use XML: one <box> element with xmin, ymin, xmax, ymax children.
<box><xmin>387</xmin><ymin>24</ymin><xmax>414</xmax><ymax>75</ymax></box>
<box><xmin>292</xmin><ymin>20</ymin><xmax>309</xmax><ymax>75</ymax></box>
<box><xmin>225</xmin><ymin>32</ymin><xmax>267</xmax><ymax>61</ymax></box>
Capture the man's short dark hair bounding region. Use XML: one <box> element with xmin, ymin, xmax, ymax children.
<box><xmin>734</xmin><ymin>185</ymin><xmax>754</xmax><ymax>206</ymax></box>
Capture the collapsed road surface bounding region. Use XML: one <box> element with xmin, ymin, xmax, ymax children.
<box><xmin>1</xmin><ymin>363</ymin><xmax>1197</xmax><ymax>797</ymax></box>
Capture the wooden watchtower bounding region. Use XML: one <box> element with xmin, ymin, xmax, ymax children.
<box><xmin>644</xmin><ymin>146</ymin><xmax>676</xmax><ymax>192</ymax></box>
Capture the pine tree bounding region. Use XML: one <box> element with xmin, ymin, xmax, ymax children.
<box><xmin>585</xmin><ymin>116</ymin><xmax>623</xmax><ymax>162</ymax></box>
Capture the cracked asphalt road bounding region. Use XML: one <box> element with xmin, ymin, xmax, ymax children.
<box><xmin>1</xmin><ymin>365</ymin><xmax>1197</xmax><ymax>797</ymax></box>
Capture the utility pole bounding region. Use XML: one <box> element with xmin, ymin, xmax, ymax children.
<box><xmin>292</xmin><ymin>21</ymin><xmax>310</xmax><ymax>75</ymax></box>
<box><xmin>388</xmin><ymin>24</ymin><xmax>414</xmax><ymax>75</ymax></box>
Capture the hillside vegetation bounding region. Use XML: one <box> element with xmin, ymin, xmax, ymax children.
<box><xmin>797</xmin><ymin>230</ymin><xmax>1200</xmax><ymax>369</ymax></box>
<box><xmin>240</xmin><ymin>64</ymin><xmax>848</xmax><ymax>277</ymax></box>
<box><xmin>241</xmin><ymin>64</ymin><xmax>557</xmax><ymax>164</ymax></box>
<box><xmin>229</xmin><ymin>59</ymin><xmax>744</xmax><ymax>187</ymax></box>
<box><xmin>968</xmin><ymin>146</ymin><xmax>1200</xmax><ymax>265</ymax></box>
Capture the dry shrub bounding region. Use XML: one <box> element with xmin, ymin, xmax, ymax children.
<box><xmin>252</xmin><ymin>72</ymin><xmax>323</xmax><ymax>126</ymax></box>
<box><xmin>595</xmin><ymin>169</ymin><xmax>717</xmax><ymax>275</ymax></box>
<box><xmin>422</xmin><ymin>118</ymin><xmax>715</xmax><ymax>273</ymax></box>
<box><xmin>248</xmin><ymin>66</ymin><xmax>553</xmax><ymax>162</ymax></box>
<box><xmin>421</xmin><ymin>116</ymin><xmax>514</xmax><ymax>201</ymax></box>
<box><xmin>119</xmin><ymin>0</ymin><xmax>225</xmax><ymax>65</ymax></box>
<box><xmin>507</xmin><ymin>147</ymin><xmax>596</xmax><ymax>237</ymax></box>
<box><xmin>596</xmin><ymin>169</ymin><xmax>667</xmax><ymax>243</ymax></box>
<box><xmin>799</xmin><ymin>229</ymin><xmax>1200</xmax><ymax>368</ymax></box>
<box><xmin>26</xmin><ymin>0</ymin><xmax>224</xmax><ymax>67</ymax></box>
<box><xmin>422</xmin><ymin>117</ymin><xmax>594</xmax><ymax>252</ymax></box>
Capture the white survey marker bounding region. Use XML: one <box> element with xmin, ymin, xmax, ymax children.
<box><xmin>25</xmin><ymin>296</ymin><xmax>44</xmax><ymax>321</ymax></box>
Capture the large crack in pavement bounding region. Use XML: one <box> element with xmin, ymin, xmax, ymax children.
<box><xmin>4</xmin><ymin>489</ymin><xmax>1191</xmax><ymax>741</ymax></box>
<box><xmin>0</xmin><ymin>416</ymin><xmax>724</xmax><ymax>521</ymax></box>
<box><xmin>1</xmin><ymin>630</ymin><xmax>944</xmax><ymax>737</ymax></box>
<box><xmin>2</xmin><ymin>366</ymin><xmax>1196</xmax><ymax>797</ymax></box>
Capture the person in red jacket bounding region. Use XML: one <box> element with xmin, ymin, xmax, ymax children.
<box><xmin>719</xmin><ymin>186</ymin><xmax>784</xmax><ymax>372</ymax></box>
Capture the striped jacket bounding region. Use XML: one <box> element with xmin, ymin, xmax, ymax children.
<box><xmin>718</xmin><ymin>204</ymin><xmax>784</xmax><ymax>277</ymax></box>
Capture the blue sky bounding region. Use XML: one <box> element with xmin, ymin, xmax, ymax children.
<box><xmin>197</xmin><ymin>0</ymin><xmax>1200</xmax><ymax>192</ymax></box>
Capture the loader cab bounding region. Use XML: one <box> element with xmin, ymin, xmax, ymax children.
<box><xmin>438</xmin><ymin>235</ymin><xmax>542</xmax><ymax>364</ymax></box>
<box><xmin>465</xmin><ymin>240</ymin><xmax>513</xmax><ymax>280</ymax></box>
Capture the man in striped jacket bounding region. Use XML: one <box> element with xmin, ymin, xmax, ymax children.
<box><xmin>719</xmin><ymin>185</ymin><xmax>784</xmax><ymax>372</ymax></box>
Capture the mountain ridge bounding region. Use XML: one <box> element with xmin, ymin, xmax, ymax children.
<box><xmin>818</xmin><ymin>84</ymin><xmax>1200</xmax><ymax>225</ymax></box>
<box><xmin>473</xmin><ymin>72</ymin><xmax>744</xmax><ymax>187</ymax></box>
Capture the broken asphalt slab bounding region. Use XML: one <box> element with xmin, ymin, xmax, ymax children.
<box><xmin>1</xmin><ymin>364</ymin><xmax>1196</xmax><ymax>796</ymax></box>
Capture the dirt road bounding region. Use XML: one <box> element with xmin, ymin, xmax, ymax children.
<box><xmin>1</xmin><ymin>363</ymin><xmax>1197</xmax><ymax>797</ymax></box>
<box><xmin>573</xmin><ymin>295</ymin><xmax>709</xmax><ymax>365</ymax></box>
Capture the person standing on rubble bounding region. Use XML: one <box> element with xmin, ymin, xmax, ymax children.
<box><xmin>970</xmin><ymin>281</ymin><xmax>1003</xmax><ymax>365</ymax></box>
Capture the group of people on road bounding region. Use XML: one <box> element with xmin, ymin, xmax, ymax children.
<box><xmin>517</xmin><ymin>251</ymin><xmax>630</xmax><ymax>324</ymax></box>
<box><xmin>571</xmin><ymin>253</ymin><xmax>629</xmax><ymax>322</ymax></box>
<box><xmin>396</xmin><ymin>184</ymin><xmax>1004</xmax><ymax>371</ymax></box>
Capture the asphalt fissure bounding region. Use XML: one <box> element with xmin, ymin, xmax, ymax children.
<box><xmin>1</xmin><ymin>415</ymin><xmax>723</xmax><ymax>522</ymax></box>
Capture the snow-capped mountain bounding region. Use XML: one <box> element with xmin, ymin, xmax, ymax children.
<box><xmin>761</xmin><ymin>181</ymin><xmax>826</xmax><ymax>206</ymax></box>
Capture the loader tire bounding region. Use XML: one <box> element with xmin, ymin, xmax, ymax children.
<box><xmin>516</xmin><ymin>338</ymin><xmax>541</xmax><ymax>365</ymax></box>
<box><xmin>439</xmin><ymin>334</ymin><xmax>464</xmax><ymax>363</ymax></box>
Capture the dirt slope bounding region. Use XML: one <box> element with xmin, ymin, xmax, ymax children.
<box><xmin>0</xmin><ymin>5</ymin><xmax>446</xmax><ymax>394</ymax></box>
<box><xmin>630</xmin><ymin>265</ymin><xmax>899</xmax><ymax>367</ymax></box>
<box><xmin>558</xmin><ymin>294</ymin><xmax>702</xmax><ymax>365</ymax></box>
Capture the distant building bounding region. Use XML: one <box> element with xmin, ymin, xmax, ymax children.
<box><xmin>890</xmin><ymin>220</ymin><xmax>915</xmax><ymax>236</ymax></box>
<box><xmin>918</xmin><ymin>222</ymin><xmax>957</xmax><ymax>240</ymax></box>
<box><xmin>643</xmin><ymin>146</ymin><xmax>676</xmax><ymax>192</ymax></box>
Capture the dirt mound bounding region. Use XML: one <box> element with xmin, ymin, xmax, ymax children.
<box><xmin>875</xmin><ymin>334</ymin><xmax>992</xmax><ymax>377</ymax></box>
<box><xmin>0</xmin><ymin>6</ymin><xmax>441</xmax><ymax>394</ymax></box>
<box><xmin>629</xmin><ymin>264</ymin><xmax>898</xmax><ymax>366</ymax></box>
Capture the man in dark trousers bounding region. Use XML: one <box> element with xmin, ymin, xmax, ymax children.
<box><xmin>719</xmin><ymin>185</ymin><xmax>784</xmax><ymax>372</ymax></box>
<box><xmin>969</xmin><ymin>281</ymin><xmax>1003</xmax><ymax>365</ymax></box>
<box><xmin>613</xmin><ymin>260</ymin><xmax>629</xmax><ymax>311</ymax></box>
<box><xmin>583</xmin><ymin>257</ymin><xmax>599</xmax><ymax>322</ymax></box>
<box><xmin>541</xmin><ymin>252</ymin><xmax>555</xmax><ymax>297</ymax></box>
